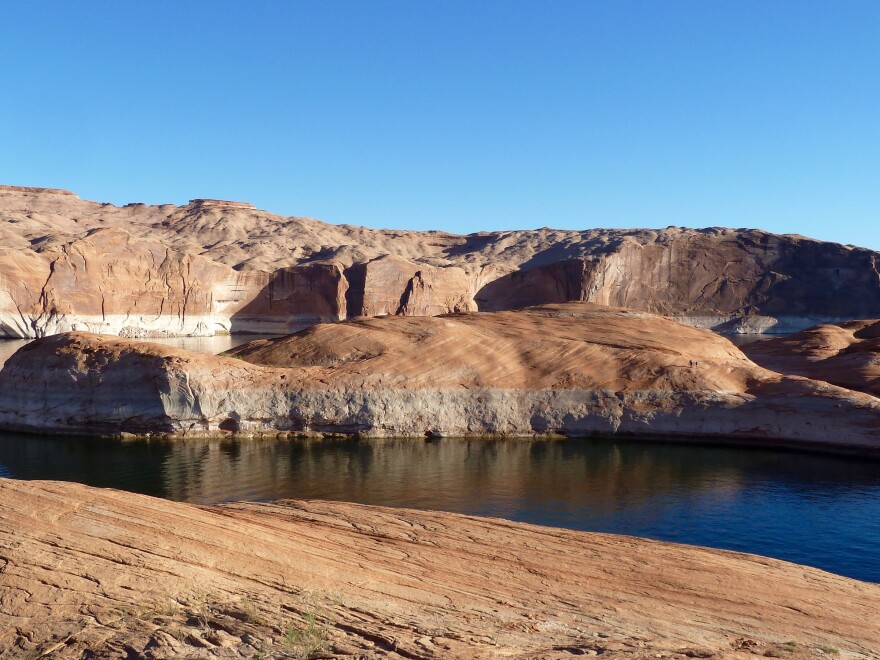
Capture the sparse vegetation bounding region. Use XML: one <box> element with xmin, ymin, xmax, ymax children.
<box><xmin>238</xmin><ymin>596</ymin><xmax>266</xmax><ymax>626</ymax></box>
<box><xmin>179</xmin><ymin>587</ymin><xmax>212</xmax><ymax>630</ymax></box>
<box><xmin>283</xmin><ymin>612</ymin><xmax>327</xmax><ymax>659</ymax></box>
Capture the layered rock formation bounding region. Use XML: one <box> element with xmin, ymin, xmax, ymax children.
<box><xmin>2</xmin><ymin>478</ymin><xmax>878</xmax><ymax>658</ymax></box>
<box><xmin>2</xmin><ymin>303</ymin><xmax>878</xmax><ymax>451</ymax></box>
<box><xmin>2</xmin><ymin>184</ymin><xmax>879</xmax><ymax>337</ymax></box>
<box><xmin>743</xmin><ymin>319</ymin><xmax>880</xmax><ymax>396</ymax></box>
<box><xmin>0</xmin><ymin>227</ymin><xmax>256</xmax><ymax>338</ymax></box>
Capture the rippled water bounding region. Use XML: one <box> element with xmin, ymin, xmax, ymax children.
<box><xmin>1</xmin><ymin>434</ymin><xmax>878</xmax><ymax>582</ymax></box>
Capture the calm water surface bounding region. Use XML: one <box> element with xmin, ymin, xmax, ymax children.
<box><xmin>1</xmin><ymin>434</ymin><xmax>878</xmax><ymax>583</ymax></box>
<box><xmin>0</xmin><ymin>335</ymin><xmax>280</xmax><ymax>366</ymax></box>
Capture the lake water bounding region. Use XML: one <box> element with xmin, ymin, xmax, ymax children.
<box><xmin>0</xmin><ymin>335</ymin><xmax>278</xmax><ymax>367</ymax></box>
<box><xmin>1</xmin><ymin>433</ymin><xmax>878</xmax><ymax>583</ymax></box>
<box><xmin>3</xmin><ymin>331</ymin><xmax>874</xmax><ymax>583</ymax></box>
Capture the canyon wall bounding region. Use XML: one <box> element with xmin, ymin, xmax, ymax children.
<box><xmin>2</xmin><ymin>184</ymin><xmax>879</xmax><ymax>337</ymax></box>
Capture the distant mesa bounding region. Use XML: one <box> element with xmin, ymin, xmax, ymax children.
<box><xmin>0</xmin><ymin>184</ymin><xmax>77</xmax><ymax>196</ymax></box>
<box><xmin>188</xmin><ymin>198</ymin><xmax>256</xmax><ymax>210</ymax></box>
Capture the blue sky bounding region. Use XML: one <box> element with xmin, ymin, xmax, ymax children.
<box><xmin>2</xmin><ymin>1</ymin><xmax>878</xmax><ymax>248</ymax></box>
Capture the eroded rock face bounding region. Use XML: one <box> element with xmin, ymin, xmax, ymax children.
<box><xmin>1</xmin><ymin>185</ymin><xmax>879</xmax><ymax>337</ymax></box>
<box><xmin>475</xmin><ymin>232</ymin><xmax>880</xmax><ymax>334</ymax></box>
<box><xmin>232</xmin><ymin>263</ymin><xmax>349</xmax><ymax>334</ymax></box>
<box><xmin>744</xmin><ymin>319</ymin><xmax>880</xmax><ymax>396</ymax></box>
<box><xmin>3</xmin><ymin>478</ymin><xmax>878</xmax><ymax>658</ymax></box>
<box><xmin>2</xmin><ymin>303</ymin><xmax>878</xmax><ymax>451</ymax></box>
<box><xmin>0</xmin><ymin>227</ymin><xmax>257</xmax><ymax>338</ymax></box>
<box><xmin>344</xmin><ymin>255</ymin><xmax>476</xmax><ymax>318</ymax></box>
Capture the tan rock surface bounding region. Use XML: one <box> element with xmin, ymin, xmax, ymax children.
<box><xmin>1</xmin><ymin>478</ymin><xmax>878</xmax><ymax>659</ymax></box>
<box><xmin>1</xmin><ymin>303</ymin><xmax>878</xmax><ymax>450</ymax></box>
<box><xmin>743</xmin><ymin>319</ymin><xmax>880</xmax><ymax>396</ymax></box>
<box><xmin>2</xmin><ymin>184</ymin><xmax>880</xmax><ymax>337</ymax></box>
<box><xmin>345</xmin><ymin>255</ymin><xmax>477</xmax><ymax>319</ymax></box>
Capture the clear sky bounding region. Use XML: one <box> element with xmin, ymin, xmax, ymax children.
<box><xmin>1</xmin><ymin>1</ymin><xmax>878</xmax><ymax>248</ymax></box>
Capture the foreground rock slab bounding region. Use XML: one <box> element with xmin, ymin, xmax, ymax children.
<box><xmin>1</xmin><ymin>303</ymin><xmax>879</xmax><ymax>451</ymax></box>
<box><xmin>1</xmin><ymin>478</ymin><xmax>878</xmax><ymax>658</ymax></box>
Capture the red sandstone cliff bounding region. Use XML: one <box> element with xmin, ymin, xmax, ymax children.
<box><xmin>2</xmin><ymin>184</ymin><xmax>879</xmax><ymax>337</ymax></box>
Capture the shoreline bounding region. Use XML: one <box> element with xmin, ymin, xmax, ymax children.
<box><xmin>0</xmin><ymin>323</ymin><xmax>800</xmax><ymax>342</ymax></box>
<box><xmin>5</xmin><ymin>425</ymin><xmax>880</xmax><ymax>461</ymax></box>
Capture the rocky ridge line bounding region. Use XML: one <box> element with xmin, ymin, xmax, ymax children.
<box><xmin>1</xmin><ymin>185</ymin><xmax>879</xmax><ymax>337</ymax></box>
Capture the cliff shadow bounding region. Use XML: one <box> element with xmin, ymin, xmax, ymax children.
<box><xmin>229</xmin><ymin>264</ymin><xmax>348</xmax><ymax>335</ymax></box>
<box><xmin>474</xmin><ymin>259</ymin><xmax>591</xmax><ymax>311</ymax></box>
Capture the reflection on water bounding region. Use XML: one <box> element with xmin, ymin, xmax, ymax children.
<box><xmin>724</xmin><ymin>334</ymin><xmax>776</xmax><ymax>347</ymax></box>
<box><xmin>147</xmin><ymin>335</ymin><xmax>277</xmax><ymax>354</ymax></box>
<box><xmin>0</xmin><ymin>339</ymin><xmax>30</xmax><ymax>366</ymax></box>
<box><xmin>0</xmin><ymin>335</ymin><xmax>278</xmax><ymax>366</ymax></box>
<box><xmin>1</xmin><ymin>434</ymin><xmax>878</xmax><ymax>582</ymax></box>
